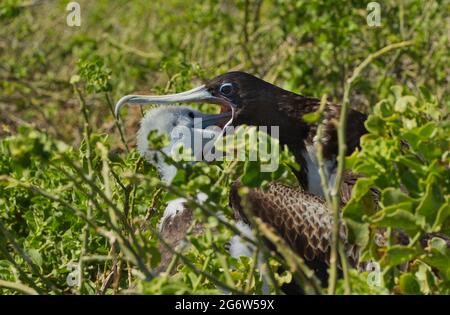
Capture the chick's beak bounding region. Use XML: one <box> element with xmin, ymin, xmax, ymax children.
<box><xmin>201</xmin><ymin>112</ymin><xmax>232</xmax><ymax>128</ymax></box>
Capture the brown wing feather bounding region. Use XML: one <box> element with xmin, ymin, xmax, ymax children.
<box><xmin>155</xmin><ymin>207</ymin><xmax>203</xmax><ymax>273</ymax></box>
<box><xmin>230</xmin><ymin>180</ymin><xmax>449</xmax><ymax>283</ymax></box>
<box><xmin>277</xmin><ymin>97</ymin><xmax>367</xmax><ymax>160</ymax></box>
<box><xmin>229</xmin><ymin>181</ymin><xmax>360</xmax><ymax>271</ymax></box>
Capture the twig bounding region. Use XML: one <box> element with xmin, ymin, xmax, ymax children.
<box><xmin>131</xmin><ymin>173</ymin><xmax>258</xmax><ymax>248</ymax></box>
<box><xmin>106</xmin><ymin>92</ymin><xmax>130</xmax><ymax>153</ymax></box>
<box><xmin>98</xmin><ymin>143</ymin><xmax>119</xmax><ymax>227</ymax></box>
<box><xmin>338</xmin><ymin>241</ymin><xmax>352</xmax><ymax>295</ymax></box>
<box><xmin>127</xmin><ymin>171</ymin><xmax>290</xmax><ymax>294</ymax></box>
<box><xmin>377</xmin><ymin>2</ymin><xmax>433</xmax><ymax>91</ymax></box>
<box><xmin>73</xmin><ymin>85</ymin><xmax>94</xmax><ymax>294</ymax></box>
<box><xmin>99</xmin><ymin>270</ymin><xmax>115</xmax><ymax>295</ymax></box>
<box><xmin>129</xmin><ymin>157</ymin><xmax>146</xmax><ymax>224</ymax></box>
<box><xmin>327</xmin><ymin>40</ymin><xmax>414</xmax><ymax>294</ymax></box>
<box><xmin>315</xmin><ymin>94</ymin><xmax>332</xmax><ymax>207</ymax></box>
<box><xmin>248</xmin><ymin>218</ymin><xmax>282</xmax><ymax>295</ymax></box>
<box><xmin>0</xmin><ymin>238</ymin><xmax>45</xmax><ymax>295</ymax></box>
<box><xmin>148</xmin><ymin>225</ymin><xmax>245</xmax><ymax>294</ymax></box>
<box><xmin>0</xmin><ymin>280</ymin><xmax>38</xmax><ymax>295</ymax></box>
<box><xmin>237</xmin><ymin>188</ymin><xmax>320</xmax><ymax>294</ymax></box>
<box><xmin>240</xmin><ymin>0</ymin><xmax>257</xmax><ymax>72</ymax></box>
<box><xmin>53</xmin><ymin>164</ymin><xmax>153</xmax><ymax>278</ymax></box>
<box><xmin>192</xmin><ymin>254</ymin><xmax>212</xmax><ymax>292</ymax></box>
<box><xmin>215</xmin><ymin>250</ymin><xmax>236</xmax><ymax>289</ymax></box>
<box><xmin>0</xmin><ymin>219</ymin><xmax>59</xmax><ymax>293</ymax></box>
<box><xmin>253</xmin><ymin>218</ymin><xmax>322</xmax><ymax>295</ymax></box>
<box><xmin>0</xmin><ymin>175</ymin><xmax>153</xmax><ymax>281</ymax></box>
<box><xmin>314</xmin><ymin>96</ymin><xmax>352</xmax><ymax>294</ymax></box>
<box><xmin>245</xmin><ymin>248</ymin><xmax>259</xmax><ymax>294</ymax></box>
<box><xmin>103</xmin><ymin>33</ymin><xmax>161</xmax><ymax>60</ymax></box>
<box><xmin>60</xmin><ymin>157</ymin><xmax>155</xmax><ymax>263</ymax></box>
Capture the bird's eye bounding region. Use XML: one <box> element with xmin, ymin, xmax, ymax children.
<box><xmin>219</xmin><ymin>83</ymin><xmax>234</xmax><ymax>96</ymax></box>
<box><xmin>188</xmin><ymin>111</ymin><xmax>195</xmax><ymax>118</ymax></box>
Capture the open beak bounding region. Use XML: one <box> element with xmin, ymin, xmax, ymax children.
<box><xmin>115</xmin><ymin>84</ymin><xmax>234</xmax><ymax>130</ymax></box>
<box><xmin>116</xmin><ymin>85</ymin><xmax>227</xmax><ymax>115</ymax></box>
<box><xmin>201</xmin><ymin>112</ymin><xmax>232</xmax><ymax>128</ymax></box>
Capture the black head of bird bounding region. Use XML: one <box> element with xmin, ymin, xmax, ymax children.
<box><xmin>116</xmin><ymin>72</ymin><xmax>307</xmax><ymax>133</ymax></box>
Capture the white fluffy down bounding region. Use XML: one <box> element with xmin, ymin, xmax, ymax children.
<box><xmin>304</xmin><ymin>144</ymin><xmax>337</xmax><ymax>197</ymax></box>
<box><xmin>138</xmin><ymin>106</ymin><xmax>268</xmax><ymax>291</ymax></box>
<box><xmin>158</xmin><ymin>193</ymin><xmax>209</xmax><ymax>231</ymax></box>
<box><xmin>229</xmin><ymin>221</ymin><xmax>269</xmax><ymax>294</ymax></box>
<box><xmin>137</xmin><ymin>106</ymin><xmax>220</xmax><ymax>183</ymax></box>
<box><xmin>229</xmin><ymin>221</ymin><xmax>256</xmax><ymax>258</ymax></box>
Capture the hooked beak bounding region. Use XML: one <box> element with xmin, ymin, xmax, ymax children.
<box><xmin>115</xmin><ymin>85</ymin><xmax>230</xmax><ymax>117</ymax></box>
<box><xmin>115</xmin><ymin>84</ymin><xmax>235</xmax><ymax>131</ymax></box>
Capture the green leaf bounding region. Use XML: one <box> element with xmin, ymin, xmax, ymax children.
<box><xmin>372</xmin><ymin>207</ymin><xmax>423</xmax><ymax>234</ymax></box>
<box><xmin>302</xmin><ymin>111</ymin><xmax>321</xmax><ymax>123</ymax></box>
<box><xmin>397</xmin><ymin>156</ymin><xmax>425</xmax><ymax>175</ymax></box>
<box><xmin>344</xmin><ymin>218</ymin><xmax>370</xmax><ymax>248</ymax></box>
<box><xmin>419</xmin><ymin>86</ymin><xmax>433</xmax><ymax>102</ymax></box>
<box><xmin>394</xmin><ymin>98</ymin><xmax>408</xmax><ymax>113</ymax></box>
<box><xmin>381</xmin><ymin>188</ymin><xmax>413</xmax><ymax>207</ymax></box>
<box><xmin>428</xmin><ymin>237</ymin><xmax>449</xmax><ymax>256</ymax></box>
<box><xmin>374</xmin><ymin>100</ymin><xmax>394</xmax><ymax>118</ymax></box>
<box><xmin>432</xmin><ymin>203</ymin><xmax>450</xmax><ymax>232</ymax></box>
<box><xmin>422</xmin><ymin>237</ymin><xmax>450</xmax><ymax>280</ymax></box>
<box><xmin>365</xmin><ymin>116</ymin><xmax>385</xmax><ymax>135</ymax></box>
<box><xmin>414</xmin><ymin>262</ymin><xmax>437</xmax><ymax>295</ymax></box>
<box><xmin>351</xmin><ymin>177</ymin><xmax>374</xmax><ymax>201</ymax></box>
<box><xmin>70</xmin><ymin>74</ymin><xmax>80</xmax><ymax>84</ymax></box>
<box><xmin>399</xmin><ymin>273</ymin><xmax>421</xmax><ymax>294</ymax></box>
<box><xmin>416</xmin><ymin>180</ymin><xmax>442</xmax><ymax>225</ymax></box>
<box><xmin>402</xmin><ymin>117</ymin><xmax>417</xmax><ymax>129</ymax></box>
<box><xmin>417</xmin><ymin>122</ymin><xmax>437</xmax><ymax>139</ymax></box>
<box><xmin>241</xmin><ymin>161</ymin><xmax>264</xmax><ymax>187</ymax></box>
<box><xmin>381</xmin><ymin>246</ymin><xmax>419</xmax><ymax>267</ymax></box>
<box><xmin>147</xmin><ymin>130</ymin><xmax>170</xmax><ymax>150</ymax></box>
<box><xmin>390</xmin><ymin>85</ymin><xmax>403</xmax><ymax>99</ymax></box>
<box><xmin>345</xmin><ymin>150</ymin><xmax>359</xmax><ymax>170</ymax></box>
<box><xmin>28</xmin><ymin>248</ymin><xmax>43</xmax><ymax>268</ymax></box>
<box><xmin>395</xmin><ymin>96</ymin><xmax>417</xmax><ymax>113</ymax></box>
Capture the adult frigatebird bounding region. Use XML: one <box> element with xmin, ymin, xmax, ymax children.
<box><xmin>115</xmin><ymin>71</ymin><xmax>369</xmax><ymax>284</ymax></box>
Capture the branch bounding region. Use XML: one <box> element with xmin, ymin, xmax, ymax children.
<box><xmin>327</xmin><ymin>40</ymin><xmax>415</xmax><ymax>294</ymax></box>
<box><xmin>0</xmin><ymin>280</ymin><xmax>38</xmax><ymax>295</ymax></box>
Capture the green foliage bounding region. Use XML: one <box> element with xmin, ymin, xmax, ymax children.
<box><xmin>343</xmin><ymin>86</ymin><xmax>450</xmax><ymax>294</ymax></box>
<box><xmin>0</xmin><ymin>0</ymin><xmax>21</xmax><ymax>20</ymax></box>
<box><xmin>76</xmin><ymin>56</ymin><xmax>112</xmax><ymax>93</ymax></box>
<box><xmin>216</xmin><ymin>125</ymin><xmax>300</xmax><ymax>189</ymax></box>
<box><xmin>0</xmin><ymin>122</ymin><xmax>298</xmax><ymax>294</ymax></box>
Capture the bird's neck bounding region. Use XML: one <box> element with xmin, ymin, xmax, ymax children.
<box><xmin>279</xmin><ymin>138</ymin><xmax>337</xmax><ymax>197</ymax></box>
<box><xmin>276</xmin><ymin>115</ymin><xmax>338</xmax><ymax>195</ymax></box>
<box><xmin>302</xmin><ymin>144</ymin><xmax>337</xmax><ymax>197</ymax></box>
